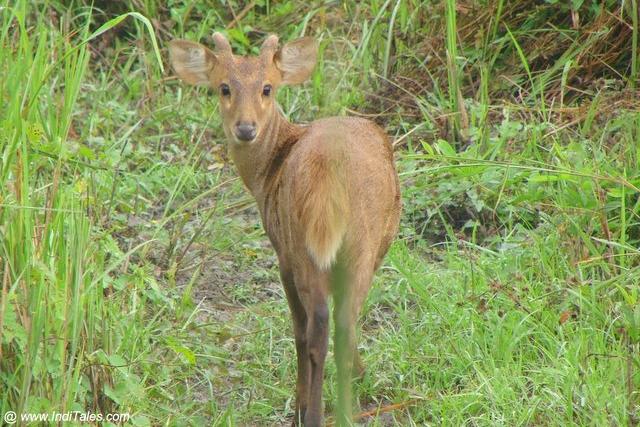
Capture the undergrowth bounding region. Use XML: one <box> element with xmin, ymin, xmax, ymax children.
<box><xmin>1</xmin><ymin>1</ymin><xmax>639</xmax><ymax>425</ymax></box>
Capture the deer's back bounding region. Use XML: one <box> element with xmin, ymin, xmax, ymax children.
<box><xmin>266</xmin><ymin>116</ymin><xmax>400</xmax><ymax>272</ymax></box>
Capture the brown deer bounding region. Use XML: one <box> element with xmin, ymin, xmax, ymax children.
<box><xmin>168</xmin><ymin>32</ymin><xmax>401</xmax><ymax>426</ymax></box>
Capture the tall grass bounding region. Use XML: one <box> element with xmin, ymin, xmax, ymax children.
<box><xmin>1</xmin><ymin>2</ymin><xmax>161</xmax><ymax>423</ymax></box>
<box><xmin>444</xmin><ymin>0</ymin><xmax>465</xmax><ymax>139</ymax></box>
<box><xmin>631</xmin><ymin>0</ymin><xmax>638</xmax><ymax>88</ymax></box>
<box><xmin>1</xmin><ymin>3</ymin><xmax>95</xmax><ymax>415</ymax></box>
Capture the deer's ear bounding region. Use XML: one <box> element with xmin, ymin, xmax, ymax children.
<box><xmin>168</xmin><ymin>40</ymin><xmax>217</xmax><ymax>86</ymax></box>
<box><xmin>274</xmin><ymin>37</ymin><xmax>317</xmax><ymax>85</ymax></box>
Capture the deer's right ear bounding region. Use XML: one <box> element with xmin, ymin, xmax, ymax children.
<box><xmin>168</xmin><ymin>40</ymin><xmax>217</xmax><ymax>86</ymax></box>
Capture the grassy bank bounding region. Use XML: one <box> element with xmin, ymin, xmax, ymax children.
<box><xmin>1</xmin><ymin>1</ymin><xmax>639</xmax><ymax>425</ymax></box>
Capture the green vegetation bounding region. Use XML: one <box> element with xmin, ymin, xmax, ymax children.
<box><xmin>1</xmin><ymin>0</ymin><xmax>639</xmax><ymax>425</ymax></box>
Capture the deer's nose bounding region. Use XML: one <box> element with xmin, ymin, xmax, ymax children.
<box><xmin>234</xmin><ymin>122</ymin><xmax>257</xmax><ymax>141</ymax></box>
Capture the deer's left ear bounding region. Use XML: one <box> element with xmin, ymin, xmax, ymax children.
<box><xmin>274</xmin><ymin>37</ymin><xmax>318</xmax><ymax>85</ymax></box>
<box><xmin>168</xmin><ymin>40</ymin><xmax>217</xmax><ymax>86</ymax></box>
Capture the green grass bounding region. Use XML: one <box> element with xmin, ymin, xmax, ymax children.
<box><xmin>1</xmin><ymin>0</ymin><xmax>639</xmax><ymax>426</ymax></box>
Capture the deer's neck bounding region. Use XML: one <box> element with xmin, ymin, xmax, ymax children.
<box><xmin>227</xmin><ymin>105</ymin><xmax>304</xmax><ymax>202</ymax></box>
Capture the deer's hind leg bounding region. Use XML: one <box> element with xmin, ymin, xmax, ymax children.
<box><xmin>280</xmin><ymin>262</ymin><xmax>310</xmax><ymax>425</ymax></box>
<box><xmin>332</xmin><ymin>252</ymin><xmax>379</xmax><ymax>425</ymax></box>
<box><xmin>292</xmin><ymin>264</ymin><xmax>330</xmax><ymax>427</ymax></box>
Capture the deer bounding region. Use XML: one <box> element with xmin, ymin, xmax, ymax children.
<box><xmin>168</xmin><ymin>32</ymin><xmax>401</xmax><ymax>427</ymax></box>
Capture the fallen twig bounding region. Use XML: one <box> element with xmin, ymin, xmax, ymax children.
<box><xmin>325</xmin><ymin>398</ymin><xmax>420</xmax><ymax>426</ymax></box>
<box><xmin>226</xmin><ymin>1</ymin><xmax>257</xmax><ymax>29</ymax></box>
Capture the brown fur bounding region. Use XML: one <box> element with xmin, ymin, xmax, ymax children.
<box><xmin>294</xmin><ymin>134</ymin><xmax>348</xmax><ymax>270</ymax></box>
<box><xmin>168</xmin><ymin>34</ymin><xmax>401</xmax><ymax>427</ymax></box>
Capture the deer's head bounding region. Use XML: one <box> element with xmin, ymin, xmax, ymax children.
<box><xmin>169</xmin><ymin>33</ymin><xmax>317</xmax><ymax>143</ymax></box>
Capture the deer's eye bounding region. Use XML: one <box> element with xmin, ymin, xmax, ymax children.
<box><xmin>262</xmin><ymin>84</ymin><xmax>272</xmax><ymax>97</ymax></box>
<box><xmin>220</xmin><ymin>83</ymin><xmax>231</xmax><ymax>97</ymax></box>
